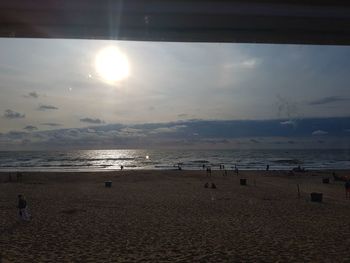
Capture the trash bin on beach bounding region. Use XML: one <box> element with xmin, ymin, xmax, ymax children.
<box><xmin>322</xmin><ymin>178</ymin><xmax>330</xmax><ymax>184</ymax></box>
<box><xmin>240</xmin><ymin>178</ymin><xmax>247</xmax><ymax>186</ymax></box>
<box><xmin>105</xmin><ymin>181</ymin><xmax>112</xmax><ymax>188</ymax></box>
<box><xmin>310</xmin><ymin>192</ymin><xmax>323</xmax><ymax>202</ymax></box>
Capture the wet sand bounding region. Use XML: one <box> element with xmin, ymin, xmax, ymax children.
<box><xmin>1</xmin><ymin>170</ymin><xmax>350</xmax><ymax>262</ymax></box>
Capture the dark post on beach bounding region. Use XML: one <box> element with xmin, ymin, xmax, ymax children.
<box><xmin>345</xmin><ymin>180</ymin><xmax>350</xmax><ymax>199</ymax></box>
<box><xmin>297</xmin><ymin>184</ymin><xmax>300</xmax><ymax>199</ymax></box>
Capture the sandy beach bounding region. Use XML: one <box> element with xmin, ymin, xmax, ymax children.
<box><xmin>1</xmin><ymin>170</ymin><xmax>350</xmax><ymax>262</ymax></box>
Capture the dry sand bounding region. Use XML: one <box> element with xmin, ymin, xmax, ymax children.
<box><xmin>1</xmin><ymin>170</ymin><xmax>350</xmax><ymax>262</ymax></box>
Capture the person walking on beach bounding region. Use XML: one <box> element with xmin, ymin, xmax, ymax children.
<box><xmin>206</xmin><ymin>167</ymin><xmax>211</xmax><ymax>177</ymax></box>
<box><xmin>17</xmin><ymin>195</ymin><xmax>30</xmax><ymax>221</ymax></box>
<box><xmin>345</xmin><ymin>180</ymin><xmax>350</xmax><ymax>199</ymax></box>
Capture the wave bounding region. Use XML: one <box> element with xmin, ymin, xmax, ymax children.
<box><xmin>190</xmin><ymin>160</ymin><xmax>209</xmax><ymax>163</ymax></box>
<box><xmin>272</xmin><ymin>159</ymin><xmax>302</xmax><ymax>164</ymax></box>
<box><xmin>44</xmin><ymin>157</ymin><xmax>136</xmax><ymax>162</ymax></box>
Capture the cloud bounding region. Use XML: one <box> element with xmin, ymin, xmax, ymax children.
<box><xmin>3</xmin><ymin>109</ymin><xmax>25</xmax><ymax>119</ymax></box>
<box><xmin>38</xmin><ymin>104</ymin><xmax>58</xmax><ymax>111</ymax></box>
<box><xmin>250</xmin><ymin>139</ymin><xmax>260</xmax><ymax>144</ymax></box>
<box><xmin>117</xmin><ymin>127</ymin><xmax>145</xmax><ymax>137</ymax></box>
<box><xmin>308</xmin><ymin>96</ymin><xmax>349</xmax><ymax>105</ymax></box>
<box><xmin>7</xmin><ymin>131</ymin><xmax>28</xmax><ymax>138</ymax></box>
<box><xmin>150</xmin><ymin>125</ymin><xmax>187</xmax><ymax>134</ymax></box>
<box><xmin>41</xmin><ymin>123</ymin><xmax>61</xmax><ymax>127</ymax></box>
<box><xmin>312</xmin><ymin>130</ymin><xmax>328</xmax><ymax>136</ymax></box>
<box><xmin>1</xmin><ymin>117</ymin><xmax>349</xmax><ymax>150</ymax></box>
<box><xmin>23</xmin><ymin>125</ymin><xmax>38</xmax><ymax>131</ymax></box>
<box><xmin>280</xmin><ymin>120</ymin><xmax>295</xmax><ymax>126</ymax></box>
<box><xmin>67</xmin><ymin>129</ymin><xmax>80</xmax><ymax>136</ymax></box>
<box><xmin>80</xmin><ymin>118</ymin><xmax>105</xmax><ymax>124</ymax></box>
<box><xmin>178</xmin><ymin>113</ymin><xmax>189</xmax><ymax>118</ymax></box>
<box><xmin>24</xmin><ymin>92</ymin><xmax>39</xmax><ymax>98</ymax></box>
<box><xmin>86</xmin><ymin>128</ymin><xmax>96</xmax><ymax>133</ymax></box>
<box><xmin>241</xmin><ymin>58</ymin><xmax>260</xmax><ymax>69</ymax></box>
<box><xmin>200</xmin><ymin>139</ymin><xmax>230</xmax><ymax>144</ymax></box>
<box><xmin>223</xmin><ymin>58</ymin><xmax>261</xmax><ymax>70</ymax></box>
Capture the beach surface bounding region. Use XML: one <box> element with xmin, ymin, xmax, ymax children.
<box><xmin>1</xmin><ymin>170</ymin><xmax>350</xmax><ymax>262</ymax></box>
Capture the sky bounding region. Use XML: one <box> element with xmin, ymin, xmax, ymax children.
<box><xmin>0</xmin><ymin>38</ymin><xmax>350</xmax><ymax>150</ymax></box>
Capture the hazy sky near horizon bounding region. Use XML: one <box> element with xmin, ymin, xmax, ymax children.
<box><xmin>0</xmin><ymin>38</ymin><xmax>350</xmax><ymax>149</ymax></box>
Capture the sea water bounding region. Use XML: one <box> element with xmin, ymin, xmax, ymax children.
<box><xmin>0</xmin><ymin>149</ymin><xmax>349</xmax><ymax>171</ymax></box>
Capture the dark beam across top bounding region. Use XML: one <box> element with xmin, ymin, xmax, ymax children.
<box><xmin>1</xmin><ymin>0</ymin><xmax>350</xmax><ymax>45</ymax></box>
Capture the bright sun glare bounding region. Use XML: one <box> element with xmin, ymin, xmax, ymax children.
<box><xmin>95</xmin><ymin>46</ymin><xmax>130</xmax><ymax>84</ymax></box>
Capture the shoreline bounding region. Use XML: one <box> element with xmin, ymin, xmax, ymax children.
<box><xmin>1</xmin><ymin>169</ymin><xmax>349</xmax><ymax>183</ymax></box>
<box><xmin>0</xmin><ymin>168</ymin><xmax>349</xmax><ymax>173</ymax></box>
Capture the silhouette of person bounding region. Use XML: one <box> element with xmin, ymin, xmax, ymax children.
<box><xmin>345</xmin><ymin>180</ymin><xmax>350</xmax><ymax>199</ymax></box>
<box><xmin>206</xmin><ymin>167</ymin><xmax>211</xmax><ymax>177</ymax></box>
<box><xmin>17</xmin><ymin>195</ymin><xmax>30</xmax><ymax>221</ymax></box>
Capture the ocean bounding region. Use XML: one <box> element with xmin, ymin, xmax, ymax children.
<box><xmin>0</xmin><ymin>149</ymin><xmax>349</xmax><ymax>171</ymax></box>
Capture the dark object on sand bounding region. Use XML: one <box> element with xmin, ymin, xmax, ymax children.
<box><xmin>333</xmin><ymin>174</ymin><xmax>342</xmax><ymax>181</ymax></box>
<box><xmin>345</xmin><ymin>181</ymin><xmax>350</xmax><ymax>199</ymax></box>
<box><xmin>211</xmin><ymin>183</ymin><xmax>216</xmax><ymax>189</ymax></box>
<box><xmin>266</xmin><ymin>165</ymin><xmax>269</xmax><ymax>171</ymax></box>
<box><xmin>240</xmin><ymin>179</ymin><xmax>247</xmax><ymax>186</ymax></box>
<box><xmin>292</xmin><ymin>165</ymin><xmax>305</xmax><ymax>172</ymax></box>
<box><xmin>204</xmin><ymin>182</ymin><xmax>209</xmax><ymax>188</ymax></box>
<box><xmin>17</xmin><ymin>195</ymin><xmax>27</xmax><ymax>210</ymax></box>
<box><xmin>333</xmin><ymin>173</ymin><xmax>348</xmax><ymax>182</ymax></box>
<box><xmin>310</xmin><ymin>192</ymin><xmax>323</xmax><ymax>202</ymax></box>
<box><xmin>322</xmin><ymin>178</ymin><xmax>330</xmax><ymax>184</ymax></box>
<box><xmin>105</xmin><ymin>181</ymin><xmax>112</xmax><ymax>187</ymax></box>
<box><xmin>16</xmin><ymin>172</ymin><xmax>23</xmax><ymax>182</ymax></box>
<box><xmin>297</xmin><ymin>184</ymin><xmax>300</xmax><ymax>199</ymax></box>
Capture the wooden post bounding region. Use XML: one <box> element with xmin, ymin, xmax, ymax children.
<box><xmin>297</xmin><ymin>184</ymin><xmax>300</xmax><ymax>199</ymax></box>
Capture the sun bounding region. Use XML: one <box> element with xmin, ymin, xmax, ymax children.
<box><xmin>95</xmin><ymin>46</ymin><xmax>130</xmax><ymax>84</ymax></box>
